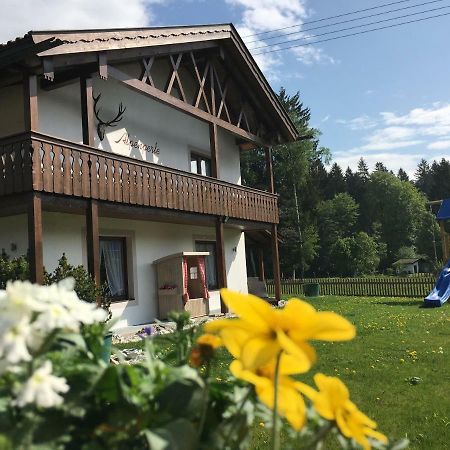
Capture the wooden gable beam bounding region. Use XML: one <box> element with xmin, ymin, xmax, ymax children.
<box><xmin>108</xmin><ymin>64</ymin><xmax>266</xmax><ymax>146</ymax></box>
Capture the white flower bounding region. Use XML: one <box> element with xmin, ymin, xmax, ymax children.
<box><xmin>0</xmin><ymin>281</ymin><xmax>43</xmax><ymax>321</ymax></box>
<box><xmin>33</xmin><ymin>303</ymin><xmax>80</xmax><ymax>332</ymax></box>
<box><xmin>14</xmin><ymin>361</ymin><xmax>69</xmax><ymax>408</ymax></box>
<box><xmin>0</xmin><ymin>317</ymin><xmax>33</xmax><ymax>364</ymax></box>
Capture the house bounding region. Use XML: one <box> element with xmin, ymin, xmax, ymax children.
<box><xmin>0</xmin><ymin>25</ymin><xmax>297</xmax><ymax>328</ymax></box>
<box><xmin>392</xmin><ymin>257</ymin><xmax>431</xmax><ymax>275</ymax></box>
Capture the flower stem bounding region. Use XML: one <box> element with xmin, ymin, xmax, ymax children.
<box><xmin>303</xmin><ymin>422</ymin><xmax>334</xmax><ymax>450</ymax></box>
<box><xmin>197</xmin><ymin>361</ymin><xmax>211</xmax><ymax>441</ymax></box>
<box><xmin>271</xmin><ymin>351</ymin><xmax>282</xmax><ymax>450</ymax></box>
<box><xmin>222</xmin><ymin>387</ymin><xmax>252</xmax><ymax>448</ymax></box>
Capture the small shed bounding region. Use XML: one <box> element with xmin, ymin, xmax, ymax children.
<box><xmin>392</xmin><ymin>257</ymin><xmax>430</xmax><ymax>275</ymax></box>
<box><xmin>153</xmin><ymin>252</ymin><xmax>210</xmax><ymax>319</ymax></box>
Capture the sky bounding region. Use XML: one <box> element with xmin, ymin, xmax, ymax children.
<box><xmin>3</xmin><ymin>0</ymin><xmax>450</xmax><ymax>178</ymax></box>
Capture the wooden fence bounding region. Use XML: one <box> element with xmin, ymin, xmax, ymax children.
<box><xmin>266</xmin><ymin>275</ymin><xmax>436</xmax><ymax>298</ymax></box>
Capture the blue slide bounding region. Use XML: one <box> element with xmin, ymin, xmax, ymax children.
<box><xmin>424</xmin><ymin>259</ymin><xmax>450</xmax><ymax>307</ymax></box>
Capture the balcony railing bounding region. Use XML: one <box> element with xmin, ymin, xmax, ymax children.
<box><xmin>0</xmin><ymin>132</ymin><xmax>279</xmax><ymax>223</ymax></box>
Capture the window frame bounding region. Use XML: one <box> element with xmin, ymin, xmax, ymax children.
<box><xmin>99</xmin><ymin>236</ymin><xmax>129</xmax><ymax>302</ymax></box>
<box><xmin>190</xmin><ymin>152</ymin><xmax>212</xmax><ymax>177</ymax></box>
<box><xmin>195</xmin><ymin>240</ymin><xmax>219</xmax><ymax>290</ymax></box>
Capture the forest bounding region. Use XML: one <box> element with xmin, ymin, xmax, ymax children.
<box><xmin>241</xmin><ymin>89</ymin><xmax>450</xmax><ymax>278</ymax></box>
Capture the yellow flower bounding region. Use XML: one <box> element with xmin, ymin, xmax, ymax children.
<box><xmin>300</xmin><ymin>374</ymin><xmax>388</xmax><ymax>450</ymax></box>
<box><xmin>205</xmin><ymin>289</ymin><xmax>355</xmax><ymax>371</ymax></box>
<box><xmin>197</xmin><ymin>333</ymin><xmax>222</xmax><ymax>349</ymax></box>
<box><xmin>230</xmin><ymin>356</ymin><xmax>307</xmax><ymax>430</ymax></box>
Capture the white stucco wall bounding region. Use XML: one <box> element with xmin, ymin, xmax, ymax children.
<box><xmin>0</xmin><ymin>84</ymin><xmax>25</xmax><ymax>137</ymax></box>
<box><xmin>0</xmin><ymin>213</ymin><xmax>248</xmax><ymax>328</ymax></box>
<box><xmin>38</xmin><ymin>82</ymin><xmax>83</xmax><ymax>143</ymax></box>
<box><xmin>34</xmin><ymin>74</ymin><xmax>242</xmax><ymax>184</ymax></box>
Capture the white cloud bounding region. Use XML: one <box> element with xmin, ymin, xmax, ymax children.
<box><xmin>381</xmin><ymin>103</ymin><xmax>450</xmax><ymax>127</ymax></box>
<box><xmin>226</xmin><ymin>0</ymin><xmax>334</xmax><ymax>76</ymax></box>
<box><xmin>336</xmin><ymin>115</ymin><xmax>377</xmax><ymax>131</ymax></box>
<box><xmin>0</xmin><ymin>0</ymin><xmax>163</xmax><ymax>43</ymax></box>
<box><xmin>427</xmin><ymin>140</ymin><xmax>450</xmax><ymax>150</ymax></box>
<box><xmin>334</xmin><ymin>103</ymin><xmax>450</xmax><ymax>177</ymax></box>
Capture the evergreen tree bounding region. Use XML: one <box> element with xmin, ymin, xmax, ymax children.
<box><xmin>397</xmin><ymin>168</ymin><xmax>409</xmax><ymax>182</ymax></box>
<box><xmin>429</xmin><ymin>158</ymin><xmax>450</xmax><ymax>200</ymax></box>
<box><xmin>325</xmin><ymin>162</ymin><xmax>346</xmax><ymax>199</ymax></box>
<box><xmin>414</xmin><ymin>159</ymin><xmax>433</xmax><ymax>198</ymax></box>
<box><xmin>357</xmin><ymin>158</ymin><xmax>370</xmax><ymax>181</ymax></box>
<box><xmin>374</xmin><ymin>162</ymin><xmax>388</xmax><ymax>172</ymax></box>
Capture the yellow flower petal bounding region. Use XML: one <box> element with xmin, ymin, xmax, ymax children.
<box><xmin>277</xmin><ymin>329</ymin><xmax>314</xmax><ymax>367</ymax></box>
<box><xmin>240</xmin><ymin>336</ymin><xmax>280</xmax><ymax>370</ymax></box>
<box><xmin>219</xmin><ymin>327</ymin><xmax>252</xmax><ymax>359</ymax></box>
<box><xmin>230</xmin><ymin>360</ymin><xmax>268</xmax><ymax>388</ymax></box>
<box><xmin>220</xmin><ymin>289</ymin><xmax>274</xmax><ymax>333</ymax></box>
<box><xmin>364</xmin><ymin>427</ymin><xmax>388</xmax><ymax>444</ymax></box>
<box><xmin>309</xmin><ymin>374</ymin><xmax>387</xmax><ymax>448</ymax></box>
<box><xmin>196</xmin><ymin>333</ymin><xmax>222</xmax><ymax>349</ymax></box>
<box><xmin>256</xmin><ymin>379</ymin><xmax>306</xmax><ymax>431</ymax></box>
<box><xmin>310</xmin><ymin>312</ymin><xmax>356</xmax><ymax>341</ymax></box>
<box><xmin>277</xmin><ymin>353</ymin><xmax>311</xmax><ymax>375</ymax></box>
<box><xmin>284</xmin><ymin>299</ymin><xmax>356</xmax><ymax>342</ymax></box>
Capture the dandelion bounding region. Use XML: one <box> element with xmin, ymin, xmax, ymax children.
<box><xmin>14</xmin><ymin>361</ymin><xmax>69</xmax><ymax>408</ymax></box>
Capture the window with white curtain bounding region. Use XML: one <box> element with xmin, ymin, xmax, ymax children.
<box><xmin>195</xmin><ymin>241</ymin><xmax>218</xmax><ymax>290</ymax></box>
<box><xmin>100</xmin><ymin>237</ymin><xmax>128</xmax><ymax>301</ymax></box>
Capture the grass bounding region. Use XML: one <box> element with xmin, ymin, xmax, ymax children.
<box><xmin>117</xmin><ymin>296</ymin><xmax>450</xmax><ymax>449</ymax></box>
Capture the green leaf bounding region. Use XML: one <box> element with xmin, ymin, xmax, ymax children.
<box><xmin>143</xmin><ymin>419</ymin><xmax>197</xmax><ymax>450</ymax></box>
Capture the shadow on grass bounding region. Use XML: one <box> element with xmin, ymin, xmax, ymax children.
<box><xmin>375</xmin><ymin>300</ymin><xmax>424</xmax><ymax>307</ymax></box>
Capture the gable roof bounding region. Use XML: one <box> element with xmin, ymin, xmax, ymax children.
<box><xmin>0</xmin><ymin>24</ymin><xmax>298</xmax><ymax>142</ymax></box>
<box><xmin>393</xmin><ymin>257</ymin><xmax>427</xmax><ymax>265</ymax></box>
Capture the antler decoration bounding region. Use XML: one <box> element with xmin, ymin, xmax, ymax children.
<box><xmin>93</xmin><ymin>93</ymin><xmax>127</xmax><ymax>141</ymax></box>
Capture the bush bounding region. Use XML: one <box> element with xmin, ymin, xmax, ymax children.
<box><xmin>0</xmin><ymin>251</ymin><xmax>111</xmax><ymax>320</ymax></box>
<box><xmin>45</xmin><ymin>254</ymin><xmax>111</xmax><ymax>320</ymax></box>
<box><xmin>0</xmin><ymin>250</ymin><xmax>29</xmax><ymax>289</ymax></box>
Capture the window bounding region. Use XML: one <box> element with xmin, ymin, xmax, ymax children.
<box><xmin>191</xmin><ymin>153</ymin><xmax>211</xmax><ymax>177</ymax></box>
<box><xmin>100</xmin><ymin>237</ymin><xmax>129</xmax><ymax>301</ymax></box>
<box><xmin>195</xmin><ymin>241</ymin><xmax>218</xmax><ymax>290</ymax></box>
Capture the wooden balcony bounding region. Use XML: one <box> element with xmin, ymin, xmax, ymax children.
<box><xmin>0</xmin><ymin>132</ymin><xmax>279</xmax><ymax>224</ymax></box>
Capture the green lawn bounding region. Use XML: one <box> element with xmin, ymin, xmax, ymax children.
<box><xmin>117</xmin><ymin>296</ymin><xmax>450</xmax><ymax>449</ymax></box>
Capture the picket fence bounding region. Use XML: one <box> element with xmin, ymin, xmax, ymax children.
<box><xmin>265</xmin><ymin>275</ymin><xmax>436</xmax><ymax>298</ymax></box>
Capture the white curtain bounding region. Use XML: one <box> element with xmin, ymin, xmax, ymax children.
<box><xmin>100</xmin><ymin>240</ymin><xmax>126</xmax><ymax>297</ymax></box>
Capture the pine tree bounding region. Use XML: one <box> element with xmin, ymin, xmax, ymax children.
<box><xmin>397</xmin><ymin>168</ymin><xmax>409</xmax><ymax>182</ymax></box>
<box><xmin>325</xmin><ymin>162</ymin><xmax>346</xmax><ymax>199</ymax></box>
<box><xmin>414</xmin><ymin>159</ymin><xmax>433</xmax><ymax>198</ymax></box>
<box><xmin>357</xmin><ymin>158</ymin><xmax>370</xmax><ymax>181</ymax></box>
<box><xmin>374</xmin><ymin>162</ymin><xmax>388</xmax><ymax>172</ymax></box>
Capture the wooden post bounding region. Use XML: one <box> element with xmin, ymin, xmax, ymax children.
<box><xmin>258</xmin><ymin>247</ymin><xmax>265</xmax><ymax>282</ymax></box>
<box><xmin>215</xmin><ymin>218</ymin><xmax>227</xmax><ymax>313</ymax></box>
<box><xmin>271</xmin><ymin>224</ymin><xmax>281</xmax><ymax>302</ymax></box>
<box><xmin>23</xmin><ymin>74</ymin><xmax>38</xmax><ymax>131</ymax></box>
<box><xmin>440</xmin><ymin>221</ymin><xmax>450</xmax><ymax>261</ymax></box>
<box><xmin>86</xmin><ymin>200</ymin><xmax>101</xmax><ymax>285</ymax></box>
<box><xmin>28</xmin><ymin>193</ymin><xmax>44</xmax><ymax>284</ymax></box>
<box><xmin>80</xmin><ymin>77</ymin><xmax>95</xmax><ymax>146</ymax></box>
<box><xmin>265</xmin><ymin>146</ymin><xmax>274</xmax><ymax>193</ymax></box>
<box><xmin>209</xmin><ymin>122</ymin><xmax>219</xmax><ymax>178</ymax></box>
